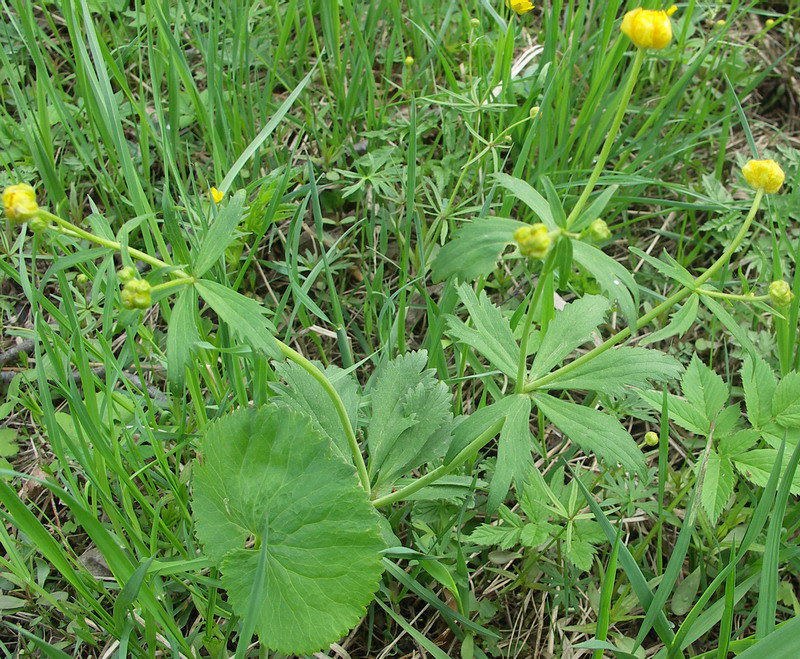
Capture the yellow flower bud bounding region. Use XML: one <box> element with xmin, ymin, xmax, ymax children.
<box><xmin>769</xmin><ymin>280</ymin><xmax>794</xmax><ymax>307</ymax></box>
<box><xmin>620</xmin><ymin>8</ymin><xmax>673</xmax><ymax>50</ymax></box>
<box><xmin>765</xmin><ymin>19</ymin><xmax>775</xmax><ymax>29</ymax></box>
<box><xmin>530</xmin><ymin>106</ymin><xmax>540</xmax><ymax>119</ymax></box>
<box><xmin>210</xmin><ymin>187</ymin><xmax>224</xmax><ymax>204</ymax></box>
<box><xmin>404</xmin><ymin>56</ymin><xmax>415</xmax><ymax>66</ymax></box>
<box><xmin>588</xmin><ymin>218</ymin><xmax>611</xmax><ymax>242</ymax></box>
<box><xmin>644</xmin><ymin>431</ymin><xmax>660</xmax><ymax>446</ymax></box>
<box><xmin>666</xmin><ymin>5</ymin><xmax>677</xmax><ymax>16</ymax></box>
<box><xmin>76</xmin><ymin>273</ymin><xmax>89</xmax><ymax>285</ymax></box>
<box><xmin>506</xmin><ymin>0</ymin><xmax>534</xmax><ymax>15</ymax></box>
<box><xmin>515</xmin><ymin>223</ymin><xmax>551</xmax><ymax>259</ymax></box>
<box><xmin>2</xmin><ymin>183</ymin><xmax>40</xmax><ymax>223</ymax></box>
<box><xmin>121</xmin><ymin>279</ymin><xmax>152</xmax><ymax>310</ymax></box>
<box><xmin>742</xmin><ymin>159</ymin><xmax>784</xmax><ymax>194</ymax></box>
<box><xmin>29</xmin><ymin>214</ymin><xmax>51</xmax><ymax>233</ymax></box>
<box><xmin>471</xmin><ymin>17</ymin><xmax>480</xmax><ymax>27</ymax></box>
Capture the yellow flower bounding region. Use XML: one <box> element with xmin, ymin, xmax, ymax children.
<box><xmin>588</xmin><ymin>218</ymin><xmax>611</xmax><ymax>242</ymax></box>
<box><xmin>514</xmin><ymin>223</ymin><xmax>551</xmax><ymax>259</ymax></box>
<box><xmin>210</xmin><ymin>187</ymin><xmax>224</xmax><ymax>204</ymax></box>
<box><xmin>404</xmin><ymin>56</ymin><xmax>415</xmax><ymax>66</ymax></box>
<box><xmin>2</xmin><ymin>183</ymin><xmax>40</xmax><ymax>223</ymax></box>
<box><xmin>769</xmin><ymin>280</ymin><xmax>794</xmax><ymax>307</ymax></box>
<box><xmin>121</xmin><ymin>279</ymin><xmax>152</xmax><ymax>310</ymax></box>
<box><xmin>506</xmin><ymin>0</ymin><xmax>534</xmax><ymax>16</ymax></box>
<box><xmin>765</xmin><ymin>19</ymin><xmax>775</xmax><ymax>29</ymax></box>
<box><xmin>742</xmin><ymin>159</ymin><xmax>784</xmax><ymax>194</ymax></box>
<box><xmin>620</xmin><ymin>8</ymin><xmax>674</xmax><ymax>49</ymax></box>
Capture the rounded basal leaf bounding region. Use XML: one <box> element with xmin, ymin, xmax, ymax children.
<box><xmin>192</xmin><ymin>405</ymin><xmax>384</xmax><ymax>655</ymax></box>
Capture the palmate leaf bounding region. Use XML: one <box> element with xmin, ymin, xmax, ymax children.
<box><xmin>532</xmin><ymin>393</ymin><xmax>646</xmax><ymax>475</ymax></box>
<box><xmin>447</xmin><ymin>283</ymin><xmax>520</xmax><ymax>379</ymax></box>
<box><xmin>430</xmin><ymin>217</ymin><xmax>526</xmax><ymax>283</ymax></box>
<box><xmin>192</xmin><ymin>405</ymin><xmax>384</xmax><ymax>655</ymax></box>
<box><xmin>540</xmin><ymin>346</ymin><xmax>683</xmax><ymax>394</ymax></box>
<box><xmin>271</xmin><ymin>360</ymin><xmax>360</xmax><ymax>461</ymax></box>
<box><xmin>366</xmin><ymin>350</ymin><xmax>453</xmax><ymax>493</ymax></box>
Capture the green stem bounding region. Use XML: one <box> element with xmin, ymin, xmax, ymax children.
<box><xmin>564</xmin><ymin>48</ymin><xmax>645</xmax><ymax>230</ymax></box>
<box><xmin>41</xmin><ymin>210</ymin><xmax>190</xmax><ymax>279</ymax></box>
<box><xmin>524</xmin><ymin>190</ymin><xmax>764</xmax><ymax>392</ymax></box>
<box><xmin>274</xmin><ymin>341</ymin><xmax>370</xmax><ymax>494</ymax></box>
<box><xmin>372</xmin><ymin>419</ymin><xmax>505</xmax><ymax>508</ymax></box>
<box><xmin>515</xmin><ymin>250</ymin><xmax>557</xmax><ymax>392</ymax></box>
<box><xmin>695</xmin><ymin>289</ymin><xmax>768</xmax><ymax>302</ymax></box>
<box><xmin>150</xmin><ymin>277</ymin><xmax>196</xmax><ymax>294</ymax></box>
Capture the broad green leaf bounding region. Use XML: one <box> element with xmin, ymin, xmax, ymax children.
<box><xmin>192</xmin><ymin>405</ymin><xmax>384</xmax><ymax>655</ymax></box>
<box><xmin>565</xmin><ymin>537</ymin><xmax>596</xmax><ymax>572</ymax></box>
<box><xmin>772</xmin><ymin>371</ymin><xmax>800</xmax><ymax>427</ymax></box>
<box><xmin>742</xmin><ymin>354</ymin><xmax>777</xmax><ymax>429</ymax></box>
<box><xmin>532</xmin><ymin>393</ymin><xmax>646</xmax><ymax>475</ymax></box>
<box><xmin>530</xmin><ymin>295</ymin><xmax>609</xmax><ymax>379</ymax></box>
<box><xmin>492</xmin><ymin>173</ymin><xmax>556</xmax><ymax>229</ymax></box>
<box><xmin>733</xmin><ymin>449</ymin><xmax>800</xmax><ymax>495</ymax></box>
<box><xmin>195</xmin><ymin>279</ymin><xmax>281</xmax><ymax>360</ymax></box>
<box><xmin>541</xmin><ymin>347</ymin><xmax>682</xmax><ymax>395</ymax></box>
<box><xmin>639</xmin><ymin>294</ymin><xmax>699</xmax><ymax>347</ymax></box>
<box><xmin>0</xmin><ymin>428</ymin><xmax>19</xmax><ymax>458</ymax></box>
<box><xmin>430</xmin><ymin>217</ymin><xmax>525</xmax><ymax>283</ymax></box>
<box><xmin>166</xmin><ymin>287</ymin><xmax>199</xmax><ymax>391</ymax></box>
<box><xmin>366</xmin><ymin>351</ymin><xmax>453</xmax><ymax>493</ymax></box>
<box><xmin>447</xmin><ymin>284</ymin><xmax>520</xmax><ymax>379</ymax></box>
<box><xmin>486</xmin><ymin>395</ymin><xmax>533</xmax><ymax>512</ymax></box>
<box><xmin>682</xmin><ymin>354</ymin><xmax>727</xmax><ymax>423</ymax></box>
<box><xmin>698</xmin><ymin>450</ymin><xmax>734</xmax><ymax>524</ymax></box>
<box><xmin>192</xmin><ymin>189</ymin><xmax>246</xmax><ymax>276</ymax></box>
<box><xmin>571</xmin><ymin>241</ymin><xmax>638</xmax><ymax>327</ymax></box>
<box><xmin>271</xmin><ymin>360</ymin><xmax>360</xmax><ymax>461</ymax></box>
<box><xmin>519</xmin><ymin>522</ymin><xmax>552</xmax><ymax>548</ymax></box>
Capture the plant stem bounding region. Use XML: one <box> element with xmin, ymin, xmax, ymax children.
<box><xmin>274</xmin><ymin>341</ymin><xmax>370</xmax><ymax>494</ymax></box>
<box><xmin>524</xmin><ymin>190</ymin><xmax>764</xmax><ymax>392</ymax></box>
<box><xmin>695</xmin><ymin>288</ymin><xmax>768</xmax><ymax>302</ymax></box>
<box><xmin>565</xmin><ymin>48</ymin><xmax>645</xmax><ymax>230</ymax></box>
<box><xmin>40</xmin><ymin>210</ymin><xmax>190</xmax><ymax>279</ymax></box>
<box><xmin>150</xmin><ymin>277</ymin><xmax>196</xmax><ymax>294</ymax></box>
<box><xmin>371</xmin><ymin>419</ymin><xmax>505</xmax><ymax>508</ymax></box>
<box><xmin>515</xmin><ymin>250</ymin><xmax>557</xmax><ymax>392</ymax></box>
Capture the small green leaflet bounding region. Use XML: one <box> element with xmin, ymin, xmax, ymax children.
<box><xmin>366</xmin><ymin>351</ymin><xmax>453</xmax><ymax>493</ymax></box>
<box><xmin>771</xmin><ymin>371</ymin><xmax>800</xmax><ymax>427</ymax></box>
<box><xmin>192</xmin><ymin>190</ymin><xmax>246</xmax><ymax>277</ymax></box>
<box><xmin>733</xmin><ymin>449</ymin><xmax>800</xmax><ymax>495</ymax></box>
<box><xmin>682</xmin><ymin>354</ymin><xmax>728</xmax><ymax>422</ymax></box>
<box><xmin>742</xmin><ymin>354</ymin><xmax>777</xmax><ymax>429</ymax></box>
<box><xmin>532</xmin><ymin>393</ymin><xmax>646</xmax><ymax>475</ymax></box>
<box><xmin>571</xmin><ymin>241</ymin><xmax>638</xmax><ymax>327</ymax></box>
<box><xmin>430</xmin><ymin>217</ymin><xmax>526</xmax><ymax>283</ymax></box>
<box><xmin>639</xmin><ymin>294</ymin><xmax>699</xmax><ymax>347</ymax></box>
<box><xmin>698</xmin><ymin>449</ymin><xmax>735</xmax><ymax>524</ymax></box>
<box><xmin>195</xmin><ymin>279</ymin><xmax>281</xmax><ymax>360</ymax></box>
<box><xmin>192</xmin><ymin>405</ymin><xmax>384</xmax><ymax>655</ymax></box>
<box><xmin>529</xmin><ymin>295</ymin><xmax>609</xmax><ymax>379</ymax></box>
<box><xmin>486</xmin><ymin>395</ymin><xmax>533</xmax><ymax>512</ymax></box>
<box><xmin>540</xmin><ymin>346</ymin><xmax>683</xmax><ymax>394</ymax></box>
<box><xmin>447</xmin><ymin>283</ymin><xmax>520</xmax><ymax>379</ymax></box>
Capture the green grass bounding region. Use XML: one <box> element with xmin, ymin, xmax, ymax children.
<box><xmin>1</xmin><ymin>0</ymin><xmax>800</xmax><ymax>656</ymax></box>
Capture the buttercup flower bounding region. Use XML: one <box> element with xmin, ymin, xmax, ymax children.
<box><xmin>769</xmin><ymin>280</ymin><xmax>794</xmax><ymax>307</ymax></box>
<box><xmin>2</xmin><ymin>183</ymin><xmax>40</xmax><ymax>223</ymax></box>
<box><xmin>506</xmin><ymin>0</ymin><xmax>534</xmax><ymax>16</ymax></box>
<box><xmin>620</xmin><ymin>7</ymin><xmax>675</xmax><ymax>49</ymax></box>
<box><xmin>742</xmin><ymin>159</ymin><xmax>784</xmax><ymax>194</ymax></box>
<box><xmin>588</xmin><ymin>218</ymin><xmax>611</xmax><ymax>242</ymax></box>
<box><xmin>121</xmin><ymin>279</ymin><xmax>152</xmax><ymax>310</ymax></box>
<box><xmin>514</xmin><ymin>223</ymin><xmax>551</xmax><ymax>259</ymax></box>
<box><xmin>210</xmin><ymin>187</ymin><xmax>224</xmax><ymax>204</ymax></box>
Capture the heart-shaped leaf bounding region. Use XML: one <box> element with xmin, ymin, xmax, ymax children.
<box><xmin>192</xmin><ymin>405</ymin><xmax>384</xmax><ymax>655</ymax></box>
